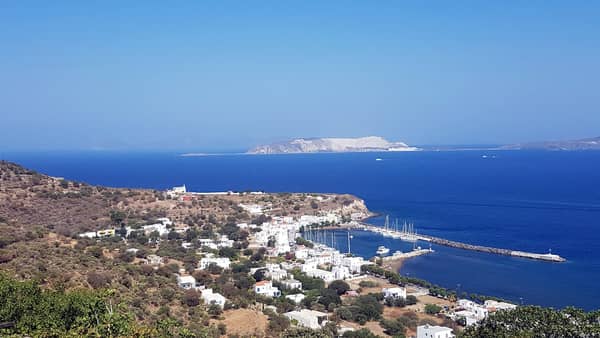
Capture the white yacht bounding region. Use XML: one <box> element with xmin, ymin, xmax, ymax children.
<box><xmin>376</xmin><ymin>246</ymin><xmax>390</xmax><ymax>255</ymax></box>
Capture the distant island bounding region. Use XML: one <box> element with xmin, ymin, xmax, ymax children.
<box><xmin>500</xmin><ymin>136</ymin><xmax>600</xmax><ymax>151</ymax></box>
<box><xmin>247</xmin><ymin>136</ymin><xmax>419</xmax><ymax>154</ymax></box>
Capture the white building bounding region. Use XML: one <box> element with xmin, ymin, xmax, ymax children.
<box><xmin>264</xmin><ymin>263</ymin><xmax>288</xmax><ymax>281</ymax></box>
<box><xmin>167</xmin><ymin>185</ymin><xmax>187</xmax><ymax>198</ymax></box>
<box><xmin>254</xmin><ymin>224</ymin><xmax>292</xmax><ymax>254</ymax></box>
<box><xmin>79</xmin><ymin>228</ymin><xmax>116</xmax><ymax>238</ymax></box>
<box><xmin>383</xmin><ymin>287</ymin><xmax>407</xmax><ymax>299</ymax></box>
<box><xmin>285</xmin><ymin>293</ymin><xmax>306</xmax><ymax>304</ymax></box>
<box><xmin>198</xmin><ymin>238</ymin><xmax>218</xmax><ymax>250</ymax></box>
<box><xmin>217</xmin><ymin>235</ymin><xmax>234</xmax><ymax>248</ymax></box>
<box><xmin>254</xmin><ymin>280</ymin><xmax>281</xmax><ymax>297</ymax></box>
<box><xmin>457</xmin><ymin>299</ymin><xmax>489</xmax><ymax>320</ymax></box>
<box><xmin>417</xmin><ymin>325</ymin><xmax>455</xmax><ymax>338</ymax></box>
<box><xmin>341</xmin><ymin>256</ymin><xmax>371</xmax><ymax>273</ymax></box>
<box><xmin>79</xmin><ymin>231</ymin><xmax>97</xmax><ymax>239</ymax></box>
<box><xmin>136</xmin><ymin>218</ymin><xmax>172</xmax><ymax>237</ymax></box>
<box><xmin>303</xmin><ymin>268</ymin><xmax>335</xmax><ymax>283</ymax></box>
<box><xmin>332</xmin><ymin>266</ymin><xmax>351</xmax><ymax>280</ymax></box>
<box><xmin>484</xmin><ymin>300</ymin><xmax>517</xmax><ymax>312</ymax></box>
<box><xmin>455</xmin><ymin>299</ymin><xmax>489</xmax><ymax>326</ymax></box>
<box><xmin>281</xmin><ymin>279</ymin><xmax>303</xmax><ymax>290</ymax></box>
<box><xmin>239</xmin><ymin>203</ymin><xmax>264</xmax><ymax>215</ymax></box>
<box><xmin>177</xmin><ymin>275</ymin><xmax>196</xmax><ymax>289</ymax></box>
<box><xmin>294</xmin><ymin>246</ymin><xmax>310</xmax><ymax>260</ymax></box>
<box><xmin>146</xmin><ymin>254</ymin><xmax>163</xmax><ymax>265</ymax></box>
<box><xmin>284</xmin><ymin>309</ymin><xmax>328</xmax><ymax>330</ymax></box>
<box><xmin>199</xmin><ymin>257</ymin><xmax>231</xmax><ymax>270</ymax></box>
<box><xmin>201</xmin><ymin>288</ymin><xmax>227</xmax><ymax>308</ymax></box>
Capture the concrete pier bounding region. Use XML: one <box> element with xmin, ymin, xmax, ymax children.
<box><xmin>331</xmin><ymin>222</ymin><xmax>567</xmax><ymax>263</ymax></box>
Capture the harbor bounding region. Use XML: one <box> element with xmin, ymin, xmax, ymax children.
<box><xmin>318</xmin><ymin>215</ymin><xmax>566</xmax><ymax>263</ymax></box>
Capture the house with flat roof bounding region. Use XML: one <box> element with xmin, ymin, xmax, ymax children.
<box><xmin>281</xmin><ymin>279</ymin><xmax>302</xmax><ymax>290</ymax></box>
<box><xmin>199</xmin><ymin>257</ymin><xmax>231</xmax><ymax>270</ymax></box>
<box><xmin>201</xmin><ymin>288</ymin><xmax>227</xmax><ymax>308</ymax></box>
<box><xmin>383</xmin><ymin>287</ymin><xmax>407</xmax><ymax>299</ymax></box>
<box><xmin>176</xmin><ymin>275</ymin><xmax>196</xmax><ymax>289</ymax></box>
<box><xmin>417</xmin><ymin>325</ymin><xmax>455</xmax><ymax>338</ymax></box>
<box><xmin>285</xmin><ymin>293</ymin><xmax>306</xmax><ymax>304</ymax></box>
<box><xmin>254</xmin><ymin>280</ymin><xmax>281</xmax><ymax>297</ymax></box>
<box><xmin>284</xmin><ymin>309</ymin><xmax>328</xmax><ymax>330</ymax></box>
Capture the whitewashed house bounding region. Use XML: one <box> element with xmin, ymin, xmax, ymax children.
<box><xmin>177</xmin><ymin>275</ymin><xmax>197</xmax><ymax>289</ymax></box>
<box><xmin>484</xmin><ymin>300</ymin><xmax>517</xmax><ymax>312</ymax></box>
<box><xmin>217</xmin><ymin>235</ymin><xmax>234</xmax><ymax>248</ymax></box>
<box><xmin>281</xmin><ymin>279</ymin><xmax>303</xmax><ymax>290</ymax></box>
<box><xmin>167</xmin><ymin>185</ymin><xmax>187</xmax><ymax>198</ymax></box>
<box><xmin>201</xmin><ymin>288</ymin><xmax>227</xmax><ymax>308</ymax></box>
<box><xmin>294</xmin><ymin>246</ymin><xmax>310</xmax><ymax>260</ymax></box>
<box><xmin>341</xmin><ymin>256</ymin><xmax>371</xmax><ymax>273</ymax></box>
<box><xmin>284</xmin><ymin>309</ymin><xmax>328</xmax><ymax>330</ymax></box>
<box><xmin>285</xmin><ymin>293</ymin><xmax>306</xmax><ymax>304</ymax></box>
<box><xmin>383</xmin><ymin>287</ymin><xmax>407</xmax><ymax>299</ymax></box>
<box><xmin>198</xmin><ymin>238</ymin><xmax>218</xmax><ymax>250</ymax></box>
<box><xmin>457</xmin><ymin>299</ymin><xmax>489</xmax><ymax>320</ymax></box>
<box><xmin>303</xmin><ymin>268</ymin><xmax>335</xmax><ymax>283</ymax></box>
<box><xmin>417</xmin><ymin>325</ymin><xmax>455</xmax><ymax>338</ymax></box>
<box><xmin>199</xmin><ymin>257</ymin><xmax>231</xmax><ymax>270</ymax></box>
<box><xmin>332</xmin><ymin>266</ymin><xmax>351</xmax><ymax>280</ymax></box>
<box><xmin>265</xmin><ymin>263</ymin><xmax>288</xmax><ymax>281</ymax></box>
<box><xmin>254</xmin><ymin>280</ymin><xmax>281</xmax><ymax>297</ymax></box>
<box><xmin>146</xmin><ymin>254</ymin><xmax>163</xmax><ymax>265</ymax></box>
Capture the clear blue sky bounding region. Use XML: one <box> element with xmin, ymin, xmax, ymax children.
<box><xmin>1</xmin><ymin>1</ymin><xmax>599</xmax><ymax>151</ymax></box>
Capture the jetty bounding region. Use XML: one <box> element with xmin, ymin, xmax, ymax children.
<box><xmin>338</xmin><ymin>221</ymin><xmax>567</xmax><ymax>263</ymax></box>
<box><xmin>381</xmin><ymin>248</ymin><xmax>434</xmax><ymax>262</ymax></box>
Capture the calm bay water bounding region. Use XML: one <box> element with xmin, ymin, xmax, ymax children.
<box><xmin>4</xmin><ymin>150</ymin><xmax>600</xmax><ymax>310</ymax></box>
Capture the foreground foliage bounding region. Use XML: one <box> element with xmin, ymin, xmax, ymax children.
<box><xmin>460</xmin><ymin>306</ymin><xmax>600</xmax><ymax>338</ymax></box>
<box><xmin>0</xmin><ymin>274</ymin><xmax>216</xmax><ymax>337</ymax></box>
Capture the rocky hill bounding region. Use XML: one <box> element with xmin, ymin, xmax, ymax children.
<box><xmin>500</xmin><ymin>136</ymin><xmax>600</xmax><ymax>151</ymax></box>
<box><xmin>248</xmin><ymin>136</ymin><xmax>419</xmax><ymax>154</ymax></box>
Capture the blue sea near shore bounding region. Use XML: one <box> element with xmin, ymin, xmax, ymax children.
<box><xmin>4</xmin><ymin>150</ymin><xmax>600</xmax><ymax>310</ymax></box>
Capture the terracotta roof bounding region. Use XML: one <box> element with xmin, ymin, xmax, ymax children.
<box><xmin>255</xmin><ymin>280</ymin><xmax>271</xmax><ymax>286</ymax></box>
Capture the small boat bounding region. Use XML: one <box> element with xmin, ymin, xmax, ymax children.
<box><xmin>375</xmin><ymin>158</ymin><xmax>383</xmax><ymax>161</ymax></box>
<box><xmin>376</xmin><ymin>246</ymin><xmax>390</xmax><ymax>255</ymax></box>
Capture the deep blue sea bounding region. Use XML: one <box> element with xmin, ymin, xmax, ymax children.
<box><xmin>4</xmin><ymin>151</ymin><xmax>600</xmax><ymax>310</ymax></box>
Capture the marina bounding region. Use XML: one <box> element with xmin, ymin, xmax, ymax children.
<box><xmin>318</xmin><ymin>217</ymin><xmax>567</xmax><ymax>263</ymax></box>
<box><xmin>360</xmin><ymin>221</ymin><xmax>566</xmax><ymax>262</ymax></box>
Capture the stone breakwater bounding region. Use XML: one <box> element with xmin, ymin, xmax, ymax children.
<box><xmin>328</xmin><ymin>222</ymin><xmax>567</xmax><ymax>263</ymax></box>
<box><xmin>419</xmin><ymin>235</ymin><xmax>566</xmax><ymax>262</ymax></box>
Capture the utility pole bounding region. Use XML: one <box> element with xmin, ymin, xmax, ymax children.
<box><xmin>347</xmin><ymin>230</ymin><xmax>351</xmax><ymax>254</ymax></box>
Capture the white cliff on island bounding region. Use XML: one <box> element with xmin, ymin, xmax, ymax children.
<box><xmin>248</xmin><ymin>136</ymin><xmax>419</xmax><ymax>154</ymax></box>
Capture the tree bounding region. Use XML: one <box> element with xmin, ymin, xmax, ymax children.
<box><xmin>183</xmin><ymin>289</ymin><xmax>200</xmax><ymax>307</ymax></box>
<box><xmin>268</xmin><ymin>314</ymin><xmax>290</xmax><ymax>334</ymax></box>
<box><xmin>353</xmin><ymin>294</ymin><xmax>384</xmax><ymax>321</ymax></box>
<box><xmin>282</xmin><ymin>327</ymin><xmax>330</xmax><ymax>337</ymax></box>
<box><xmin>380</xmin><ymin>318</ymin><xmax>406</xmax><ymax>336</ymax></box>
<box><xmin>87</xmin><ymin>245</ymin><xmax>103</xmax><ymax>258</ymax></box>
<box><xmin>253</xmin><ymin>269</ymin><xmax>267</xmax><ymax>282</ymax></box>
<box><xmin>87</xmin><ymin>271</ymin><xmax>110</xmax><ymax>289</ymax></box>
<box><xmin>167</xmin><ymin>230</ymin><xmax>180</xmax><ymax>240</ymax></box>
<box><xmin>219</xmin><ymin>246</ymin><xmax>238</xmax><ymax>259</ymax></box>
<box><xmin>110</xmin><ymin>210</ymin><xmax>127</xmax><ymax>225</ymax></box>
<box><xmin>405</xmin><ymin>295</ymin><xmax>417</xmax><ymax>305</ymax></box>
<box><xmin>328</xmin><ymin>280</ymin><xmax>351</xmax><ymax>295</ymax></box>
<box><xmin>461</xmin><ymin>306</ymin><xmax>600</xmax><ymax>338</ymax></box>
<box><xmin>424</xmin><ymin>304</ymin><xmax>442</xmax><ymax>315</ymax></box>
<box><xmin>318</xmin><ymin>288</ymin><xmax>341</xmax><ymax>308</ymax></box>
<box><xmin>208</xmin><ymin>303</ymin><xmax>223</xmax><ymax>317</ymax></box>
<box><xmin>342</xmin><ymin>328</ymin><xmax>380</xmax><ymax>338</ymax></box>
